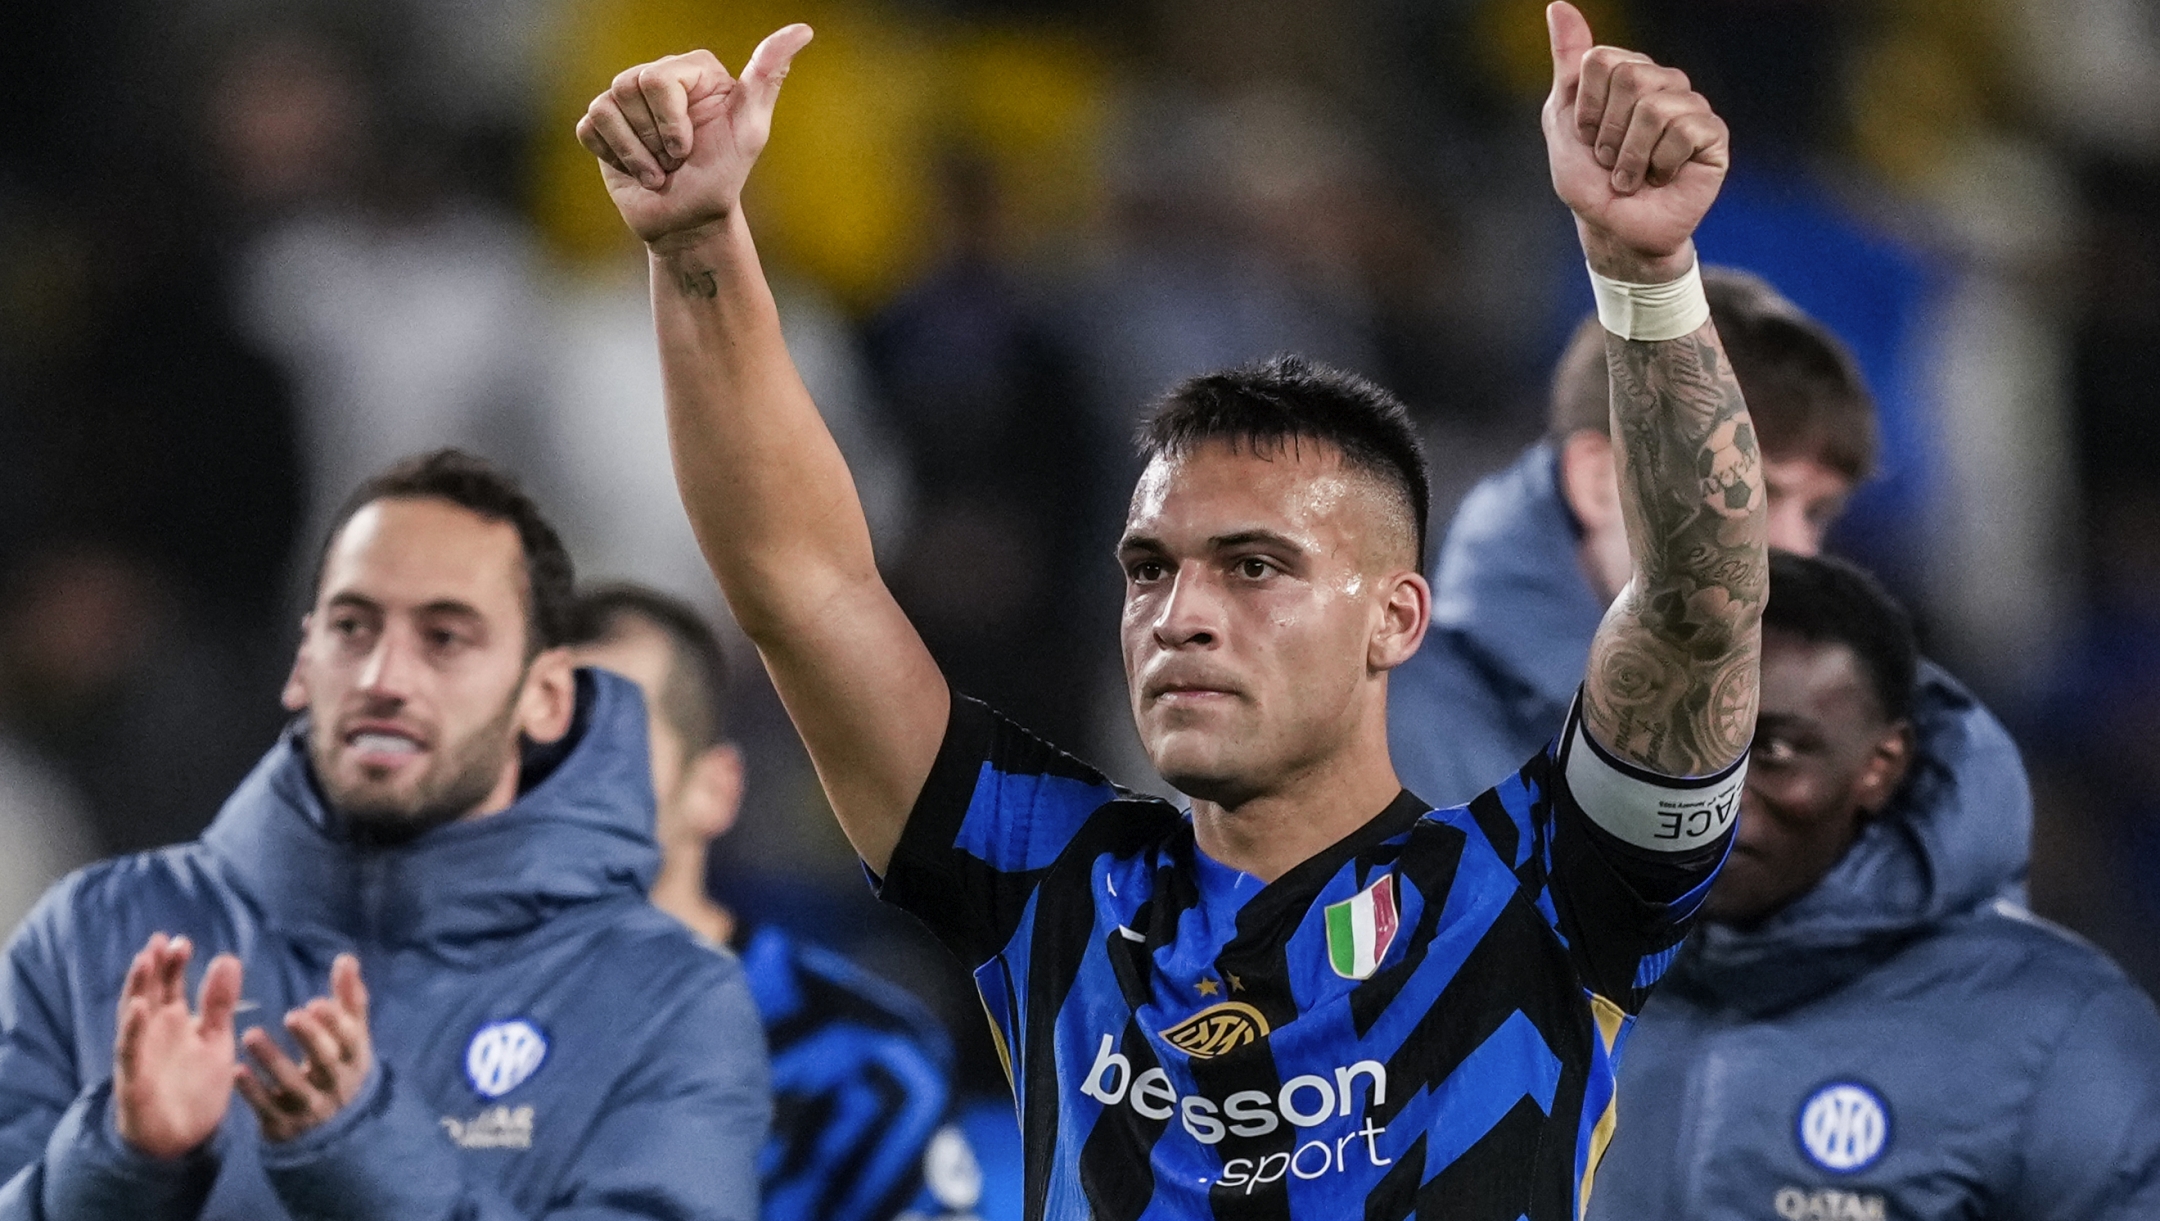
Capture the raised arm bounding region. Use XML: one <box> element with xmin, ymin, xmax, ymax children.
<box><xmin>1542</xmin><ymin>2</ymin><xmax>1765</xmax><ymax>777</ymax></box>
<box><xmin>576</xmin><ymin>30</ymin><xmax>947</xmax><ymax>873</ymax></box>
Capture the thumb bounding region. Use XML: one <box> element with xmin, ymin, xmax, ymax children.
<box><xmin>332</xmin><ymin>953</ymin><xmax>368</xmax><ymax>1021</ymax></box>
<box><xmin>196</xmin><ymin>954</ymin><xmax>244</xmax><ymax>1037</ymax></box>
<box><xmin>738</xmin><ymin>24</ymin><xmax>814</xmax><ymax>113</ymax></box>
<box><xmin>1547</xmin><ymin>1</ymin><xmax>1593</xmax><ymax>96</ymax></box>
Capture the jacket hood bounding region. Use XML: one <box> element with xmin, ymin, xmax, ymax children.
<box><xmin>201</xmin><ymin>668</ymin><xmax>660</xmax><ymax>956</ymax></box>
<box><xmin>1675</xmin><ymin>666</ymin><xmax>2034</xmax><ymax>1016</ymax></box>
<box><xmin>1429</xmin><ymin>442</ymin><xmax>1608</xmax><ymax>722</ymax></box>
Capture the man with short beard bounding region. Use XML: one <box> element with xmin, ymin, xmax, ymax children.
<box><xmin>0</xmin><ymin>450</ymin><xmax>770</xmax><ymax>1220</ymax></box>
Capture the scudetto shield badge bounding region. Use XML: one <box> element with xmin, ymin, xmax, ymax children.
<box><xmin>1159</xmin><ymin>1002</ymin><xmax>1271</xmax><ymax>1059</ymax></box>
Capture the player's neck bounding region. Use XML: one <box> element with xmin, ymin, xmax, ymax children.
<box><xmin>1189</xmin><ymin>727</ymin><xmax>1404</xmax><ymax>884</ymax></box>
<box><xmin>651</xmin><ymin>843</ymin><xmax>735</xmax><ymax>947</ymax></box>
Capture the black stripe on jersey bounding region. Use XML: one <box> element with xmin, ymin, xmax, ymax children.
<box><xmin>1415</xmin><ymin>1095</ymin><xmax>1552</xmax><ymax>1221</ymax></box>
<box><xmin>1017</xmin><ymin>795</ymin><xmax>1183</xmax><ymax>1221</ymax></box>
<box><xmin>1465</xmin><ymin>786</ymin><xmax>1523</xmax><ymax>880</ymax></box>
<box><xmin>1347</xmin><ymin>822</ymin><xmax>1467</xmax><ymax>1040</ymax></box>
<box><xmin>1079</xmin><ymin>1021</ymin><xmax>1172</xmax><ymax>1221</ymax></box>
<box><xmin>882</xmin><ymin>697</ymin><xmax>1159</xmax><ymax>966</ymax></box>
<box><xmin>1364</xmin><ymin>855</ymin><xmax>1598</xmax><ymax>1221</ymax></box>
<box><xmin>1362</xmin><ymin>1129</ymin><xmax>1425</xmax><ymax>1221</ymax></box>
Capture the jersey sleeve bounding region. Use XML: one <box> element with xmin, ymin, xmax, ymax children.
<box><xmin>1476</xmin><ymin>694</ymin><xmax>1741</xmax><ymax>1014</ymax></box>
<box><xmin>872</xmin><ymin>695</ymin><xmax>1127</xmax><ymax>968</ymax></box>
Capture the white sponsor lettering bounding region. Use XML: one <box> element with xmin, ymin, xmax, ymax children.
<box><xmin>1130</xmin><ymin>1068</ymin><xmax>1176</xmax><ymax>1120</ymax></box>
<box><xmin>1214</xmin><ymin>1121</ymin><xmax>1390</xmax><ymax>1193</ymax></box>
<box><xmin>440</xmin><ymin>1104</ymin><xmax>535</xmax><ymax>1150</ymax></box>
<box><xmin>1775</xmin><ymin>1186</ymin><xmax>1888</xmax><ymax>1221</ymax></box>
<box><xmin>1080</xmin><ymin>1032</ymin><xmax>1395</xmax><ymax>1189</ymax></box>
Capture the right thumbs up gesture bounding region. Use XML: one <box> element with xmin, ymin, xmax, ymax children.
<box><xmin>576</xmin><ymin>25</ymin><xmax>814</xmax><ymax>248</ymax></box>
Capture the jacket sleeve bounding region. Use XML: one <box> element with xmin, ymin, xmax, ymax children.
<box><xmin>0</xmin><ymin>879</ymin><xmax>217</xmax><ymax>1221</ymax></box>
<box><xmin>259</xmin><ymin>957</ymin><xmax>772</xmax><ymax>1221</ymax></box>
<box><xmin>2011</xmin><ymin>977</ymin><xmax>2160</xmax><ymax>1221</ymax></box>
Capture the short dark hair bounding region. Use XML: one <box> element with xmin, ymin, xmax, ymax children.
<box><xmin>566</xmin><ymin>583</ymin><xmax>729</xmax><ymax>751</ymax></box>
<box><xmin>1762</xmin><ymin>550</ymin><xmax>1916</xmax><ymax>722</ymax></box>
<box><xmin>1138</xmin><ymin>354</ymin><xmax>1431</xmax><ymax>566</ymax></box>
<box><xmin>314</xmin><ymin>450</ymin><xmax>576</xmax><ymax>656</ymax></box>
<box><xmin>1549</xmin><ymin>268</ymin><xmax>1878</xmax><ymax>481</ymax></box>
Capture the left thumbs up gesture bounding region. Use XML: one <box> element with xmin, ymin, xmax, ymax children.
<box><xmin>1541</xmin><ymin>0</ymin><xmax>1729</xmax><ymax>282</ymax></box>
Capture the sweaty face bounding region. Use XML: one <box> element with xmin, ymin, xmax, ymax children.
<box><xmin>1118</xmin><ymin>440</ymin><xmax>1420</xmax><ymax>806</ymax></box>
<box><xmin>1761</xmin><ymin>456</ymin><xmax>1854</xmax><ymax>557</ymax></box>
<box><xmin>290</xmin><ymin>499</ymin><xmax>537</xmax><ymax>837</ymax></box>
<box><xmin>1703</xmin><ymin>630</ymin><xmax>1909</xmax><ymax>926</ymax></box>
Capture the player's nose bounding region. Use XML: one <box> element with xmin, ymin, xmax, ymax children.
<box><xmin>1151</xmin><ymin>565</ymin><xmax>1223</xmax><ymax>649</ymax></box>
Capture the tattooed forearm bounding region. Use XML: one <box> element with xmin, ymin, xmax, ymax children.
<box><xmin>677</xmin><ymin>268</ymin><xmax>719</xmax><ymax>299</ymax></box>
<box><xmin>1583</xmin><ymin>322</ymin><xmax>1767</xmax><ymax>776</ymax></box>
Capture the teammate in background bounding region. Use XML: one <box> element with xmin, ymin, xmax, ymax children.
<box><xmin>1390</xmin><ymin>269</ymin><xmax>1876</xmax><ymax>810</ymax></box>
<box><xmin>1590</xmin><ymin>553</ymin><xmax>2160</xmax><ymax>1219</ymax></box>
<box><xmin>0</xmin><ymin>451</ymin><xmax>768</xmax><ymax>1220</ymax></box>
<box><xmin>566</xmin><ymin>585</ymin><xmax>990</xmax><ymax>1221</ymax></box>
<box><xmin>577</xmin><ymin>2</ymin><xmax>1763</xmax><ymax>1215</ymax></box>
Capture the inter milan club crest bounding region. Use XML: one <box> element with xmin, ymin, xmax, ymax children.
<box><xmin>1159</xmin><ymin>1002</ymin><xmax>1271</xmax><ymax>1059</ymax></box>
<box><xmin>1796</xmin><ymin>1082</ymin><xmax>1891</xmax><ymax>1173</ymax></box>
<box><xmin>465</xmin><ymin>1019</ymin><xmax>550</xmax><ymax>1099</ymax></box>
<box><xmin>1324</xmin><ymin>873</ymin><xmax>1399</xmax><ymax>980</ymax></box>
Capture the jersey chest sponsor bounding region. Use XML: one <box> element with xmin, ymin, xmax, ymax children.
<box><xmin>1077</xmin><ymin>1021</ymin><xmax>1396</xmax><ymax>1192</ymax></box>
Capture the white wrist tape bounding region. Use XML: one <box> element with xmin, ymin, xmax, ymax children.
<box><xmin>1587</xmin><ymin>258</ymin><xmax>1711</xmax><ymax>342</ymax></box>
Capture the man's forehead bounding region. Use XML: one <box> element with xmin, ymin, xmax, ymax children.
<box><xmin>1761</xmin><ymin>631</ymin><xmax>1876</xmax><ymax>718</ymax></box>
<box><xmin>1130</xmin><ymin>440</ymin><xmax>1360</xmax><ymax>522</ymax></box>
<box><xmin>321</xmin><ymin>498</ymin><xmax>525</xmax><ymax>607</ymax></box>
<box><xmin>1125</xmin><ymin>439</ymin><xmax>1413</xmax><ymax>561</ymax></box>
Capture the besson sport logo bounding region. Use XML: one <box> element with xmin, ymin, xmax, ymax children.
<box><xmin>1080</xmin><ymin>1035</ymin><xmax>1393</xmax><ymax>1192</ymax></box>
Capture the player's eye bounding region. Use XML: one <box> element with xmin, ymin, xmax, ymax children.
<box><xmin>1129</xmin><ymin>559</ymin><xmax>1168</xmax><ymax>584</ymax></box>
<box><xmin>1757</xmin><ymin>735</ymin><xmax>1797</xmax><ymax>765</ymax></box>
<box><xmin>1234</xmin><ymin>557</ymin><xmax>1273</xmax><ymax>580</ymax></box>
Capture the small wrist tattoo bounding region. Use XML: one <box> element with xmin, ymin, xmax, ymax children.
<box><xmin>677</xmin><ymin>269</ymin><xmax>719</xmax><ymax>299</ymax></box>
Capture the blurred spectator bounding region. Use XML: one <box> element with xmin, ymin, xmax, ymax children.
<box><xmin>864</xmin><ymin>154</ymin><xmax>1102</xmax><ymax>748</ymax></box>
<box><xmin>200</xmin><ymin>14</ymin><xmax>550</xmax><ymax>587</ymax></box>
<box><xmin>0</xmin><ymin>733</ymin><xmax>94</xmax><ymax>939</ymax></box>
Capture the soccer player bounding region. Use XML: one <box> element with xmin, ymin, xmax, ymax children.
<box><xmin>567</xmin><ymin>585</ymin><xmax>989</xmax><ymax>1221</ymax></box>
<box><xmin>1589</xmin><ymin>553</ymin><xmax>2160</xmax><ymax>1219</ymax></box>
<box><xmin>0</xmin><ymin>452</ymin><xmax>768</xmax><ymax>1220</ymax></box>
<box><xmin>576</xmin><ymin>3</ymin><xmax>1764</xmax><ymax>1215</ymax></box>
<box><xmin>1390</xmin><ymin>269</ymin><xmax>1876</xmax><ymax>810</ymax></box>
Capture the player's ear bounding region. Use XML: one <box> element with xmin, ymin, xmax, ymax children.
<box><xmin>1854</xmin><ymin>720</ymin><xmax>1913</xmax><ymax>819</ymax></box>
<box><xmin>681</xmin><ymin>743</ymin><xmax>745</xmax><ymax>840</ymax></box>
<box><xmin>1371</xmin><ymin>570</ymin><xmax>1431</xmax><ymax>673</ymax></box>
<box><xmin>1557</xmin><ymin>430</ymin><xmax>1621</xmax><ymax>533</ymax></box>
<box><xmin>281</xmin><ymin>616</ymin><xmax>312</xmax><ymax>712</ymax></box>
<box><xmin>518</xmin><ymin>647</ymin><xmax>579</xmax><ymax>744</ymax></box>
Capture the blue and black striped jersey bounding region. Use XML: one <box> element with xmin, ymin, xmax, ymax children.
<box><xmin>874</xmin><ymin>694</ymin><xmax>1737</xmax><ymax>1221</ymax></box>
<box><xmin>741</xmin><ymin>926</ymin><xmax>987</xmax><ymax>1221</ymax></box>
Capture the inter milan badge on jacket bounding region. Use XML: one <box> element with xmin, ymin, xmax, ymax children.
<box><xmin>1796</xmin><ymin>1082</ymin><xmax>1891</xmax><ymax>1173</ymax></box>
<box><xmin>1324</xmin><ymin>873</ymin><xmax>1398</xmax><ymax>980</ymax></box>
<box><xmin>466</xmin><ymin>1018</ymin><xmax>550</xmax><ymax>1099</ymax></box>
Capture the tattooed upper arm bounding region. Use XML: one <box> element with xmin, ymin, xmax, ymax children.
<box><xmin>1584</xmin><ymin>320</ymin><xmax>1767</xmax><ymax>777</ymax></box>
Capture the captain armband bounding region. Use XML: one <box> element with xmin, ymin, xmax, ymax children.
<box><xmin>1561</xmin><ymin>712</ymin><xmax>1746</xmax><ymax>853</ymax></box>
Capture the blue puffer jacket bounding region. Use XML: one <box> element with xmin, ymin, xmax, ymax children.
<box><xmin>0</xmin><ymin>669</ymin><xmax>770</xmax><ymax>1221</ymax></box>
<box><xmin>1588</xmin><ymin>669</ymin><xmax>2160</xmax><ymax>1219</ymax></box>
<box><xmin>1392</xmin><ymin>442</ymin><xmax>2160</xmax><ymax>1218</ymax></box>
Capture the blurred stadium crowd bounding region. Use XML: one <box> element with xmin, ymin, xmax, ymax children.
<box><xmin>2</xmin><ymin>0</ymin><xmax>2158</xmax><ymax>1109</ymax></box>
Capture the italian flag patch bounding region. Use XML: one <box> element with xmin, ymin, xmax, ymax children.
<box><xmin>1324</xmin><ymin>873</ymin><xmax>1399</xmax><ymax>980</ymax></box>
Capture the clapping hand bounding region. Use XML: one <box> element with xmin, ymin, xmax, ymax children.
<box><xmin>234</xmin><ymin>953</ymin><xmax>375</xmax><ymax>1142</ymax></box>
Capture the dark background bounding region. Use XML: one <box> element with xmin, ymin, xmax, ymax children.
<box><xmin>4</xmin><ymin>0</ymin><xmax>2158</xmax><ymax>1101</ymax></box>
